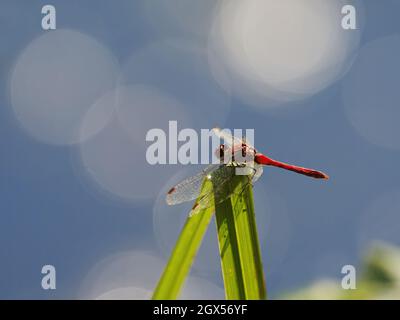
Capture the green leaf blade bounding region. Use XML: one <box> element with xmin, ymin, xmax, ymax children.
<box><xmin>152</xmin><ymin>179</ymin><xmax>214</xmax><ymax>300</ymax></box>
<box><xmin>214</xmin><ymin>173</ymin><xmax>266</xmax><ymax>300</ymax></box>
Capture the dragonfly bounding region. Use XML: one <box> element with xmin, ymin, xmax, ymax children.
<box><xmin>166</xmin><ymin>128</ymin><xmax>328</xmax><ymax>213</ymax></box>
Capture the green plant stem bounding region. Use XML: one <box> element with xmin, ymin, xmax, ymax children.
<box><xmin>152</xmin><ymin>179</ymin><xmax>214</xmax><ymax>300</ymax></box>
<box><xmin>214</xmin><ymin>174</ymin><xmax>266</xmax><ymax>300</ymax></box>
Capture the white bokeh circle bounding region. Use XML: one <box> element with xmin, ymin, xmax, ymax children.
<box><xmin>81</xmin><ymin>250</ymin><xmax>223</xmax><ymax>299</ymax></box>
<box><xmin>79</xmin><ymin>250</ymin><xmax>165</xmax><ymax>299</ymax></box>
<box><xmin>209</xmin><ymin>0</ymin><xmax>362</xmax><ymax>109</ymax></box>
<box><xmin>343</xmin><ymin>35</ymin><xmax>400</xmax><ymax>150</ymax></box>
<box><xmin>152</xmin><ymin>167</ymin><xmax>220</xmax><ymax>275</ymax></box>
<box><xmin>10</xmin><ymin>29</ymin><xmax>119</xmax><ymax>145</ymax></box>
<box><xmin>79</xmin><ymin>85</ymin><xmax>194</xmax><ymax>202</ymax></box>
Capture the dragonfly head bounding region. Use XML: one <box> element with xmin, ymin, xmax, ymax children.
<box><xmin>215</xmin><ymin>143</ymin><xmax>256</xmax><ymax>163</ymax></box>
<box><xmin>216</xmin><ymin>144</ymin><xmax>227</xmax><ymax>161</ymax></box>
<box><xmin>216</xmin><ymin>144</ymin><xmax>236</xmax><ymax>163</ymax></box>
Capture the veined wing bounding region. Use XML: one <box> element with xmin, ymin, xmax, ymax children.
<box><xmin>167</xmin><ymin>163</ymin><xmax>263</xmax><ymax>214</ymax></box>
<box><xmin>252</xmin><ymin>162</ymin><xmax>263</xmax><ymax>182</ymax></box>
<box><xmin>166</xmin><ymin>164</ymin><xmax>219</xmax><ymax>206</ymax></box>
<box><xmin>191</xmin><ymin>163</ymin><xmax>263</xmax><ymax>213</ymax></box>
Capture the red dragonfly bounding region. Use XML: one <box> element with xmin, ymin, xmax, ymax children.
<box><xmin>166</xmin><ymin>128</ymin><xmax>328</xmax><ymax>212</ymax></box>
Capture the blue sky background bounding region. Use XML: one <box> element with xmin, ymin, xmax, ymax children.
<box><xmin>1</xmin><ymin>0</ymin><xmax>400</xmax><ymax>299</ymax></box>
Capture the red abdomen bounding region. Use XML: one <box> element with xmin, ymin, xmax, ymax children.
<box><xmin>255</xmin><ymin>153</ymin><xmax>329</xmax><ymax>179</ymax></box>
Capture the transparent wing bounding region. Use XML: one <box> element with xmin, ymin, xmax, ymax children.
<box><xmin>251</xmin><ymin>163</ymin><xmax>263</xmax><ymax>183</ymax></box>
<box><xmin>166</xmin><ymin>164</ymin><xmax>219</xmax><ymax>206</ymax></box>
<box><xmin>167</xmin><ymin>163</ymin><xmax>264</xmax><ymax>214</ymax></box>
<box><xmin>191</xmin><ymin>163</ymin><xmax>263</xmax><ymax>214</ymax></box>
<box><xmin>190</xmin><ymin>165</ymin><xmax>241</xmax><ymax>213</ymax></box>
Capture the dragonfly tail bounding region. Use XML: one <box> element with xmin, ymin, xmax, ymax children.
<box><xmin>255</xmin><ymin>154</ymin><xmax>329</xmax><ymax>180</ymax></box>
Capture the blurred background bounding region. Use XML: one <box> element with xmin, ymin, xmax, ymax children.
<box><xmin>1</xmin><ymin>0</ymin><xmax>400</xmax><ymax>299</ymax></box>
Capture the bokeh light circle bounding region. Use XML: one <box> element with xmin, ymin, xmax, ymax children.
<box><xmin>81</xmin><ymin>250</ymin><xmax>223</xmax><ymax>299</ymax></box>
<box><xmin>79</xmin><ymin>85</ymin><xmax>193</xmax><ymax>202</ymax></box>
<box><xmin>209</xmin><ymin>0</ymin><xmax>362</xmax><ymax>109</ymax></box>
<box><xmin>10</xmin><ymin>29</ymin><xmax>119</xmax><ymax>145</ymax></box>
<box><xmin>79</xmin><ymin>250</ymin><xmax>165</xmax><ymax>298</ymax></box>
<box><xmin>152</xmin><ymin>167</ymin><xmax>220</xmax><ymax>275</ymax></box>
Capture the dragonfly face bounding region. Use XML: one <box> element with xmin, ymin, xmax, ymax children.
<box><xmin>216</xmin><ymin>144</ymin><xmax>225</xmax><ymax>161</ymax></box>
<box><xmin>215</xmin><ymin>143</ymin><xmax>257</xmax><ymax>164</ymax></box>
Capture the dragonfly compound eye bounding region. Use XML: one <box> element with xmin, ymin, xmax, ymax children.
<box><xmin>242</xmin><ymin>143</ymin><xmax>247</xmax><ymax>157</ymax></box>
<box><xmin>219</xmin><ymin>144</ymin><xmax>225</xmax><ymax>159</ymax></box>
